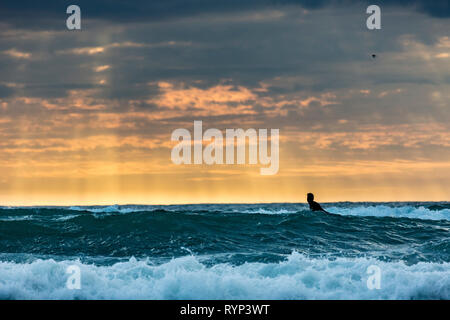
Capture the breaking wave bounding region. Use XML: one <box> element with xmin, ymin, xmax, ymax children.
<box><xmin>0</xmin><ymin>252</ymin><xmax>447</xmax><ymax>300</ymax></box>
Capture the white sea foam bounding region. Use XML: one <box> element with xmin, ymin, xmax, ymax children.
<box><xmin>0</xmin><ymin>214</ymin><xmax>80</xmax><ymax>222</ymax></box>
<box><xmin>328</xmin><ymin>205</ymin><xmax>450</xmax><ymax>221</ymax></box>
<box><xmin>240</xmin><ymin>208</ymin><xmax>298</xmax><ymax>215</ymax></box>
<box><xmin>0</xmin><ymin>215</ymin><xmax>34</xmax><ymax>221</ymax></box>
<box><xmin>65</xmin><ymin>204</ymin><xmax>450</xmax><ymax>221</ymax></box>
<box><xmin>0</xmin><ymin>252</ymin><xmax>448</xmax><ymax>300</ymax></box>
<box><xmin>69</xmin><ymin>205</ymin><xmax>141</xmax><ymax>214</ymax></box>
<box><xmin>235</xmin><ymin>205</ymin><xmax>450</xmax><ymax>221</ymax></box>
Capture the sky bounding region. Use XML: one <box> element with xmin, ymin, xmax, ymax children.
<box><xmin>0</xmin><ymin>0</ymin><xmax>449</xmax><ymax>205</ymax></box>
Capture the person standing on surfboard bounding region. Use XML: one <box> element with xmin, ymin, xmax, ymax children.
<box><xmin>307</xmin><ymin>193</ymin><xmax>331</xmax><ymax>214</ymax></box>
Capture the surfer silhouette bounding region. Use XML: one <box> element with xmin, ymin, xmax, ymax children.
<box><xmin>307</xmin><ymin>193</ymin><xmax>330</xmax><ymax>214</ymax></box>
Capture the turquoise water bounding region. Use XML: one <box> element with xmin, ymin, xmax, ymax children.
<box><xmin>0</xmin><ymin>202</ymin><xmax>449</xmax><ymax>299</ymax></box>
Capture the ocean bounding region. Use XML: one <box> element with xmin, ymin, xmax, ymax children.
<box><xmin>0</xmin><ymin>202</ymin><xmax>449</xmax><ymax>299</ymax></box>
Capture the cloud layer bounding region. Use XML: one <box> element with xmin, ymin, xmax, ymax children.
<box><xmin>0</xmin><ymin>2</ymin><xmax>449</xmax><ymax>203</ymax></box>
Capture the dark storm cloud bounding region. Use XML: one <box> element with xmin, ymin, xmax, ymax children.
<box><xmin>0</xmin><ymin>0</ymin><xmax>449</xmax><ymax>136</ymax></box>
<box><xmin>0</xmin><ymin>0</ymin><xmax>448</xmax><ymax>29</ymax></box>
<box><xmin>0</xmin><ymin>84</ymin><xmax>15</xmax><ymax>98</ymax></box>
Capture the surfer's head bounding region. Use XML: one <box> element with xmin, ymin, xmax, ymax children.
<box><xmin>307</xmin><ymin>193</ymin><xmax>314</xmax><ymax>202</ymax></box>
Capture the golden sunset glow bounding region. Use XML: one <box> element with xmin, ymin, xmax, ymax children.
<box><xmin>1</xmin><ymin>5</ymin><xmax>449</xmax><ymax>205</ymax></box>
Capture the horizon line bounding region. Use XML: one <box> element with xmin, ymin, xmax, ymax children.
<box><xmin>1</xmin><ymin>200</ymin><xmax>448</xmax><ymax>207</ymax></box>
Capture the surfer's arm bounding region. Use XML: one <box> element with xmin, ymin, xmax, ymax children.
<box><xmin>316</xmin><ymin>203</ymin><xmax>332</xmax><ymax>214</ymax></box>
<box><xmin>309</xmin><ymin>200</ymin><xmax>333</xmax><ymax>214</ymax></box>
<box><xmin>320</xmin><ymin>207</ymin><xmax>333</xmax><ymax>214</ymax></box>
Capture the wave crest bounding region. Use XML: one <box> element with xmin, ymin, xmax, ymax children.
<box><xmin>0</xmin><ymin>252</ymin><xmax>448</xmax><ymax>300</ymax></box>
